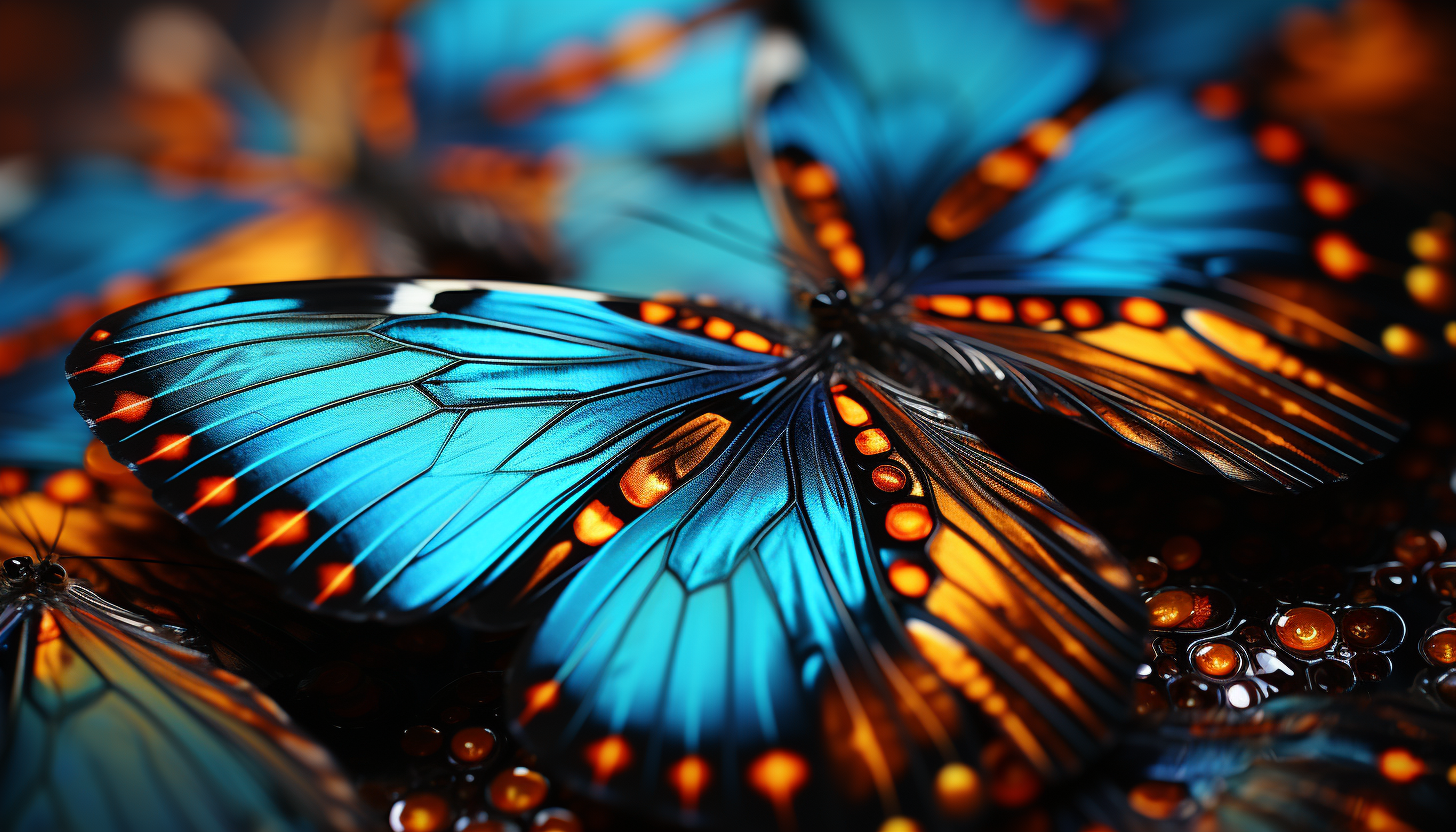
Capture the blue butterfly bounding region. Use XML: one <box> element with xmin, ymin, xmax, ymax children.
<box><xmin>69</xmin><ymin>1</ymin><xmax>1405</xmax><ymax>829</ymax></box>
<box><xmin>0</xmin><ymin>496</ymin><xmax>366</xmax><ymax>832</ymax></box>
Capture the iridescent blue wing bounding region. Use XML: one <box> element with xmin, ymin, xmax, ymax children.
<box><xmin>510</xmin><ymin>367</ymin><xmax>1142</xmax><ymax>830</ymax></box>
<box><xmin>897</xmin><ymin>89</ymin><xmax>1403</xmax><ymax>491</ymax></box>
<box><xmin>0</xmin><ymin>584</ymin><xmax>364</xmax><ymax>832</ymax></box>
<box><xmin>402</xmin><ymin>0</ymin><xmax>755</xmax><ymax>156</ymax></box>
<box><xmin>68</xmin><ymin>278</ymin><xmax>797</xmax><ymax>621</ymax></box>
<box><xmin>752</xmin><ymin>0</ymin><xmax>1099</xmax><ymax>292</ymax></box>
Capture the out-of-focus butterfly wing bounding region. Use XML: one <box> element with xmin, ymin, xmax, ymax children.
<box><xmin>509</xmin><ymin>365</ymin><xmax>1142</xmax><ymax>830</ymax></box>
<box><xmin>900</xmin><ymin>89</ymin><xmax>1403</xmax><ymax>491</ymax></box>
<box><xmin>68</xmin><ymin>278</ymin><xmax>797</xmax><ymax>622</ymax></box>
<box><xmin>402</xmin><ymin>0</ymin><xmax>755</xmax><ymax>157</ymax></box>
<box><xmin>752</xmin><ymin>0</ymin><xmax>1098</xmax><ymax>289</ymax></box>
<box><xmin>0</xmin><ymin>586</ymin><xmax>364</xmax><ymax>832</ymax></box>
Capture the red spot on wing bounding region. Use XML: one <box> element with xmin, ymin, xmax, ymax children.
<box><xmin>313</xmin><ymin>563</ymin><xmax>357</xmax><ymax>606</ymax></box>
<box><xmin>96</xmin><ymin>392</ymin><xmax>151</xmax><ymax>424</ymax></box>
<box><xmin>74</xmin><ymin>353</ymin><xmax>124</xmax><ymax>375</ymax></box>
<box><xmin>187</xmin><ymin>476</ymin><xmax>236</xmax><ymax>513</ymax></box>
<box><xmin>137</xmin><ymin>434</ymin><xmax>191</xmax><ymax>464</ymax></box>
<box><xmin>246</xmin><ymin>510</ymin><xmax>309</xmax><ymax>557</ymax></box>
<box><xmin>89</xmin><ymin>329</ymin><xmax>111</xmax><ymax>342</ymax></box>
<box><xmin>517</xmin><ymin>680</ymin><xmax>560</xmax><ymax>726</ymax></box>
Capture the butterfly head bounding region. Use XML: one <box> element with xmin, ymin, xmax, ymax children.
<box><xmin>2</xmin><ymin>555</ymin><xmax>67</xmax><ymax>597</ymax></box>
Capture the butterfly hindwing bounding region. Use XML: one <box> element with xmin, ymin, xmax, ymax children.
<box><xmin>0</xmin><ymin>584</ymin><xmax>363</xmax><ymax>832</ymax></box>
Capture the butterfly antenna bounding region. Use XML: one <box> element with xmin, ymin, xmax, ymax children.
<box><xmin>0</xmin><ymin>498</ymin><xmax>43</xmax><ymax>559</ymax></box>
<box><xmin>57</xmin><ymin>555</ymin><xmax>236</xmax><ymax>570</ymax></box>
<box><xmin>46</xmin><ymin>504</ymin><xmax>68</xmax><ymax>562</ymax></box>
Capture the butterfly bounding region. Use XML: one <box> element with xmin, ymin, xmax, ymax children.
<box><xmin>0</xmin><ymin>493</ymin><xmax>366</xmax><ymax>832</ymax></box>
<box><xmin>68</xmin><ymin>0</ymin><xmax>1410</xmax><ymax>829</ymax></box>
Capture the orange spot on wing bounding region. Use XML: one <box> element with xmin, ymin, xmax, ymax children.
<box><xmin>517</xmin><ymin>680</ymin><xmax>560</xmax><ymax>726</ymax></box>
<box><xmin>830</xmin><ymin>242</ymin><xmax>865</xmax><ymax>281</ymax></box>
<box><xmin>1061</xmin><ymin>299</ymin><xmax>1103</xmax><ymax>328</ymax></box>
<box><xmin>584</xmin><ymin>735</ymin><xmax>633</xmax><ymax>785</ymax></box>
<box><xmin>247</xmin><ymin>510</ymin><xmax>309</xmax><ymax>557</ymax></box>
<box><xmin>814</xmin><ymin>218</ymin><xmax>852</xmax><ymax>249</ymax></box>
<box><xmin>516</xmin><ymin>540</ymin><xmax>575</xmax><ymax>602</ymax></box>
<box><xmin>138</xmin><ymin>433</ymin><xmax>191</xmax><ymax>464</ymax></box>
<box><xmin>313</xmin><ymin>563</ymin><xmax>356</xmax><ymax>606</ymax></box>
<box><xmin>1302</xmin><ymin>172</ymin><xmax>1355</xmax><ymax>219</ymax></box>
<box><xmin>88</xmin><ymin>329</ymin><xmax>111</xmax><ymax>342</ymax></box>
<box><xmin>74</xmin><ymin>353</ymin><xmax>123</xmax><ymax>375</ymax></box>
<box><xmin>37</xmin><ymin>610</ymin><xmax>60</xmax><ymax>644</ymax></box>
<box><xmin>188</xmin><ymin>476</ymin><xmax>236</xmax><ymax>513</ymax></box>
<box><xmin>747</xmin><ymin>749</ymin><xmax>809</xmax><ymax>830</ymax></box>
<box><xmin>703</xmin><ymin>317</ymin><xmax>734</xmax><ymax>340</ymax></box>
<box><xmin>1024</xmin><ymin>119</ymin><xmax>1071</xmax><ymax>157</ymax></box>
<box><xmin>97</xmin><ymin>392</ymin><xmax>151</xmax><ymax>423</ymax></box>
<box><xmin>928</xmin><ymin>295</ymin><xmax>973</xmax><ymax>318</ymax></box>
<box><xmin>1195</xmin><ymin>82</ymin><xmax>1243</xmax><ymax>119</ymax></box>
<box><xmin>43</xmin><ymin>470</ymin><xmax>94</xmax><ymax>504</ymax></box>
<box><xmin>886</xmin><ymin>504</ymin><xmax>933</xmax><ymax>542</ymax></box>
<box><xmin>1379</xmin><ymin>748</ymin><xmax>1426</xmax><ymax>783</ymax></box>
<box><xmin>887</xmin><ymin>560</ymin><xmax>931</xmax><ymax>597</ymax></box>
<box><xmin>669</xmin><ymin>755</ymin><xmax>710</xmax><ymax>813</ymax></box>
<box><xmin>1255</xmin><ymin>123</ymin><xmax>1303</xmax><ymax>164</ymax></box>
<box><xmin>834</xmin><ymin>395</ymin><xmax>871</xmax><ymax>427</ymax></box>
<box><xmin>0</xmin><ymin>468</ymin><xmax>27</xmax><ymax>496</ymax></box>
<box><xmin>678</xmin><ymin>316</ymin><xmax>702</xmax><ymax>330</ymax></box>
<box><xmin>1119</xmin><ymin>297</ymin><xmax>1167</xmax><ymax>328</ymax></box>
<box><xmin>732</xmin><ymin>330</ymin><xmax>772</xmax><ymax>353</ymax></box>
<box><xmin>855</xmin><ymin>429</ymin><xmax>891</xmax><ymax>455</ymax></box>
<box><xmin>1017</xmin><ymin>297</ymin><xmax>1056</xmax><ymax>325</ymax></box>
<box><xmin>978</xmin><ymin>148</ymin><xmax>1037</xmax><ymax>190</ymax></box>
<box><xmin>573</xmin><ymin>500</ymin><xmax>623</xmax><ymax>546</ymax></box>
<box><xmin>639</xmin><ymin>301</ymin><xmax>676</xmax><ymax>324</ymax></box>
<box><xmin>790</xmin><ymin>162</ymin><xmax>837</xmax><ymax>200</ymax></box>
<box><xmin>871</xmin><ymin>465</ymin><xmax>907</xmax><ymax>492</ymax></box>
<box><xmin>1315</xmin><ymin>232</ymin><xmax>1368</xmax><ymax>280</ymax></box>
<box><xmin>976</xmin><ymin>296</ymin><xmax>1014</xmax><ymax>323</ymax></box>
<box><xmin>1381</xmin><ymin>324</ymin><xmax>1427</xmax><ymax>358</ymax></box>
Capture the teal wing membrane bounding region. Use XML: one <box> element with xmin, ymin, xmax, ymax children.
<box><xmin>509</xmin><ymin>366</ymin><xmax>1142</xmax><ymax>830</ymax></box>
<box><xmin>0</xmin><ymin>587</ymin><xmax>363</xmax><ymax>832</ymax></box>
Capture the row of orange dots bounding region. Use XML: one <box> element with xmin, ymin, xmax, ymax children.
<box><xmin>775</xmin><ymin>155</ymin><xmax>866</xmax><ymax>286</ymax></box>
<box><xmin>637</xmin><ymin>300</ymin><xmax>787</xmax><ymax>355</ymax></box>
<box><xmin>831</xmin><ymin>383</ymin><xmax>939</xmax><ymax>603</ymax></box>
<box><xmin>912</xmin><ymin>294</ymin><xmax>1169</xmax><ymax>330</ymax></box>
<box><xmin>1406</xmin><ymin>214</ymin><xmax>1456</xmax><ymax>352</ymax></box>
<box><xmin>486</xmin><ymin>11</ymin><xmax>695</xmax><ymax>124</ymax></box>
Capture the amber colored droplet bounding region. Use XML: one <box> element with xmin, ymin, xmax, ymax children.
<box><xmin>1410</xmin><ymin>227</ymin><xmax>1453</xmax><ymax>262</ymax></box>
<box><xmin>1423</xmin><ymin>631</ymin><xmax>1456</xmax><ymax>665</ymax></box>
<box><xmin>887</xmin><ymin>560</ymin><xmax>931</xmax><ymax>597</ymax></box>
<box><xmin>978</xmin><ymin>148</ymin><xmax>1037</xmax><ymax>190</ymax></box>
<box><xmin>1160</xmin><ymin>536</ymin><xmax>1201</xmax><ymax>570</ymax></box>
<box><xmin>1193</xmin><ymin>642</ymin><xmax>1239</xmax><ymax>677</ymax></box>
<box><xmin>1255</xmin><ymin>122</ymin><xmax>1303</xmax><ymax>164</ymax></box>
<box><xmin>1438</xmin><ymin>671</ymin><xmax>1456</xmax><ymax>708</ymax></box>
<box><xmin>639</xmin><ymin>301</ymin><xmax>675</xmax><ymax>324</ymax></box>
<box><xmin>1131</xmin><ymin>557</ymin><xmax>1167</xmax><ymax>590</ymax></box>
<box><xmin>934</xmin><ymin>762</ymin><xmax>981</xmax><ymax>817</ymax></box>
<box><xmin>1017</xmin><ymin>297</ymin><xmax>1056</xmax><ymax>325</ymax></box>
<box><xmin>885</xmin><ymin>504</ymin><xmax>933</xmax><ymax>542</ymax></box>
<box><xmin>450</xmin><ymin>727</ymin><xmax>496</xmax><ymax>763</ymax></box>
<box><xmin>1120</xmin><ymin>297</ymin><xmax>1167</xmax><ymax>328</ymax></box>
<box><xmin>984</xmin><ymin>744</ymin><xmax>1040</xmax><ymax>808</ymax></box>
<box><xmin>1275</xmin><ymin>607</ymin><xmax>1337</xmax><ymax>652</ymax></box>
<box><xmin>489</xmin><ymin>767</ymin><xmax>549</xmax><ymax>814</ymax></box>
<box><xmin>815</xmin><ymin>218</ymin><xmax>852</xmax><ymax>249</ymax></box>
<box><xmin>1429</xmin><ymin>564</ymin><xmax>1456</xmax><ymax>600</ymax></box>
<box><xmin>1302</xmin><ymin>171</ymin><xmax>1355</xmax><ymax>219</ymax></box>
<box><xmin>1394</xmin><ymin>528</ymin><xmax>1446</xmax><ymax>567</ymax></box>
<box><xmin>584</xmin><ymin>735</ymin><xmax>632</xmax><ymax>784</ymax></box>
<box><xmin>439</xmin><ymin>706</ymin><xmax>469</xmax><ymax>724</ymax></box>
<box><xmin>1195</xmin><ymin>82</ymin><xmax>1242</xmax><ymax>119</ymax></box>
<box><xmin>1373</xmin><ymin>564</ymin><xmax>1415</xmax><ymax>594</ymax></box>
<box><xmin>43</xmin><ymin>470</ymin><xmax>94</xmax><ymax>504</ymax></box>
<box><xmin>834</xmin><ymin>395</ymin><xmax>871</xmax><ymax>427</ymax></box>
<box><xmin>855</xmin><ymin>429</ymin><xmax>891</xmax><ymax>455</ymax></box>
<box><xmin>1405</xmin><ymin>265</ymin><xmax>1455</xmax><ymax>311</ymax></box>
<box><xmin>620</xmin><ymin>413</ymin><xmax>731</xmax><ymax>509</ymax></box>
<box><xmin>668</xmin><ymin>755</ymin><xmax>710</xmax><ymax>812</ymax></box>
<box><xmin>731</xmin><ymin>330</ymin><xmax>772</xmax><ymax>353</ymax></box>
<box><xmin>1061</xmin><ymin>298</ymin><xmax>1103</xmax><ymax>328</ymax></box>
<box><xmin>392</xmin><ymin>793</ymin><xmax>448</xmax><ymax>832</ymax></box>
<box><xmin>878</xmin><ymin>818</ymin><xmax>921</xmax><ymax>832</ymax></box>
<box><xmin>1341</xmin><ymin>607</ymin><xmax>1395</xmax><ymax>649</ymax></box>
<box><xmin>871</xmin><ymin>465</ymin><xmax>907</xmax><ymax>492</ymax></box>
<box><xmin>976</xmin><ymin>295</ymin><xmax>1014</xmax><ymax>323</ymax></box>
<box><xmin>1134</xmin><ymin>681</ymin><xmax>1168</xmax><ymax>716</ymax></box>
<box><xmin>791</xmin><ymin>162</ymin><xmax>837</xmax><ymax>200</ymax></box>
<box><xmin>573</xmin><ymin>500</ymin><xmax>622</xmax><ymax>546</ymax></box>
<box><xmin>1381</xmin><ymin>324</ymin><xmax>1427</xmax><ymax>359</ymax></box>
<box><xmin>928</xmin><ymin>295</ymin><xmax>974</xmax><ymax>318</ymax></box>
<box><xmin>1379</xmin><ymin>748</ymin><xmax>1426</xmax><ymax>783</ymax></box>
<box><xmin>703</xmin><ymin>317</ymin><xmax>734</xmax><ymax>340</ymax></box>
<box><xmin>1128</xmin><ymin>781</ymin><xmax>1187</xmax><ymax>820</ymax></box>
<box><xmin>0</xmin><ymin>468</ymin><xmax>26</xmax><ymax>496</ymax></box>
<box><xmin>530</xmin><ymin>809</ymin><xmax>583</xmax><ymax>832</ymax></box>
<box><xmin>401</xmin><ymin>725</ymin><xmax>442</xmax><ymax>756</ymax></box>
<box><xmin>458</xmin><ymin>820</ymin><xmax>509</xmax><ymax>832</ymax></box>
<box><xmin>1315</xmin><ymin>232</ymin><xmax>1367</xmax><ymax>280</ymax></box>
<box><xmin>1145</xmin><ymin>589</ymin><xmax>1194</xmax><ymax>629</ymax></box>
<box><xmin>830</xmin><ymin>243</ymin><xmax>864</xmax><ymax>280</ymax></box>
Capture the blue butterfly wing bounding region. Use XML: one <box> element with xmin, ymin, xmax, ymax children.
<box><xmin>756</xmin><ymin>0</ymin><xmax>1099</xmax><ymax>286</ymax></box>
<box><xmin>900</xmin><ymin>88</ymin><xmax>1402</xmax><ymax>490</ymax></box>
<box><xmin>67</xmin><ymin>279</ymin><xmax>796</xmax><ymax>621</ymax></box>
<box><xmin>403</xmin><ymin>0</ymin><xmax>755</xmax><ymax>156</ymax></box>
<box><xmin>510</xmin><ymin>368</ymin><xmax>1142</xmax><ymax>829</ymax></box>
<box><xmin>0</xmin><ymin>586</ymin><xmax>364</xmax><ymax>832</ymax></box>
